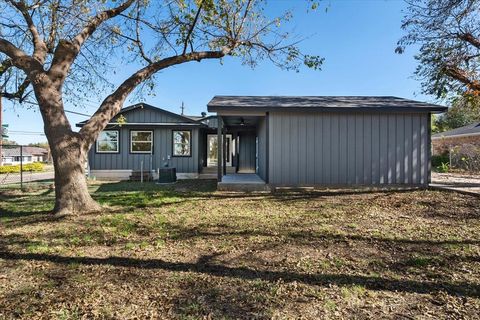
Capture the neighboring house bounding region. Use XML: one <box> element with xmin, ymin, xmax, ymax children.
<box><xmin>432</xmin><ymin>122</ymin><xmax>480</xmax><ymax>155</ymax></box>
<box><xmin>23</xmin><ymin>147</ymin><xmax>49</xmax><ymax>162</ymax></box>
<box><xmin>1</xmin><ymin>147</ymin><xmax>33</xmax><ymax>165</ymax></box>
<box><xmin>79</xmin><ymin>96</ymin><xmax>446</xmax><ymax>188</ymax></box>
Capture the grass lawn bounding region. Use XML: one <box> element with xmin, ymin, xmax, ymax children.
<box><xmin>1</xmin><ymin>180</ymin><xmax>480</xmax><ymax>319</ymax></box>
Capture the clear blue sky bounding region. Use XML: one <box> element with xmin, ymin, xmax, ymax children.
<box><xmin>4</xmin><ymin>0</ymin><xmax>433</xmax><ymax>145</ymax></box>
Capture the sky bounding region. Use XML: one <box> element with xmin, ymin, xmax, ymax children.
<box><xmin>3</xmin><ymin>0</ymin><xmax>433</xmax><ymax>145</ymax></box>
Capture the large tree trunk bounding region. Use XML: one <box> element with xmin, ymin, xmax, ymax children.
<box><xmin>33</xmin><ymin>78</ymin><xmax>101</xmax><ymax>215</ymax></box>
<box><xmin>50</xmin><ymin>133</ymin><xmax>100</xmax><ymax>215</ymax></box>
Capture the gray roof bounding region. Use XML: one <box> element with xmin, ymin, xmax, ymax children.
<box><xmin>207</xmin><ymin>96</ymin><xmax>447</xmax><ymax>113</ymax></box>
<box><xmin>432</xmin><ymin>122</ymin><xmax>480</xmax><ymax>139</ymax></box>
<box><xmin>1</xmin><ymin>147</ymin><xmax>32</xmax><ymax>157</ymax></box>
<box><xmin>23</xmin><ymin>146</ymin><xmax>48</xmax><ymax>155</ymax></box>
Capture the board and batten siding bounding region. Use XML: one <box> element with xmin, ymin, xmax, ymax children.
<box><xmin>88</xmin><ymin>127</ymin><xmax>200</xmax><ymax>173</ymax></box>
<box><xmin>268</xmin><ymin>111</ymin><xmax>430</xmax><ymax>186</ymax></box>
<box><xmin>257</xmin><ymin>116</ymin><xmax>267</xmax><ymax>180</ymax></box>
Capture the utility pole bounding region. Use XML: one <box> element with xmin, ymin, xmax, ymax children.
<box><xmin>180</xmin><ymin>101</ymin><xmax>185</xmax><ymax>115</ymax></box>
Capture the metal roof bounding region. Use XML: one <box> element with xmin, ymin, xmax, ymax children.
<box><xmin>207</xmin><ymin>96</ymin><xmax>447</xmax><ymax>113</ymax></box>
<box><xmin>432</xmin><ymin>122</ymin><xmax>480</xmax><ymax>139</ymax></box>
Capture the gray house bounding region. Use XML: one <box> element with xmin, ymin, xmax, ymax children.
<box><xmin>79</xmin><ymin>96</ymin><xmax>447</xmax><ymax>189</ymax></box>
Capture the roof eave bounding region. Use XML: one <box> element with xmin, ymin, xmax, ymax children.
<box><xmin>207</xmin><ymin>105</ymin><xmax>447</xmax><ymax>113</ymax></box>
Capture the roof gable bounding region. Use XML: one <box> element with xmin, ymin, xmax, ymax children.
<box><xmin>76</xmin><ymin>103</ymin><xmax>203</xmax><ymax>127</ymax></box>
<box><xmin>112</xmin><ymin>103</ymin><xmax>199</xmax><ymax>124</ymax></box>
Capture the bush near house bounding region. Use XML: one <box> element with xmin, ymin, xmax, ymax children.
<box><xmin>0</xmin><ymin>162</ymin><xmax>44</xmax><ymax>174</ymax></box>
<box><xmin>451</xmin><ymin>144</ymin><xmax>480</xmax><ymax>172</ymax></box>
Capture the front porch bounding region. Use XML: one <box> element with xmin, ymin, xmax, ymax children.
<box><xmin>213</xmin><ymin>114</ymin><xmax>268</xmax><ymax>184</ymax></box>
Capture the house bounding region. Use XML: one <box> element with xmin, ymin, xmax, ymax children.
<box><xmin>1</xmin><ymin>147</ymin><xmax>33</xmax><ymax>166</ymax></box>
<box><xmin>24</xmin><ymin>146</ymin><xmax>49</xmax><ymax>162</ymax></box>
<box><xmin>432</xmin><ymin>121</ymin><xmax>480</xmax><ymax>155</ymax></box>
<box><xmin>78</xmin><ymin>96</ymin><xmax>447</xmax><ymax>189</ymax></box>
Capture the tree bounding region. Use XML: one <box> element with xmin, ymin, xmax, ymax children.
<box><xmin>397</xmin><ymin>0</ymin><xmax>480</xmax><ymax>99</ymax></box>
<box><xmin>434</xmin><ymin>95</ymin><xmax>480</xmax><ymax>132</ymax></box>
<box><xmin>0</xmin><ymin>0</ymin><xmax>323</xmax><ymax>215</ymax></box>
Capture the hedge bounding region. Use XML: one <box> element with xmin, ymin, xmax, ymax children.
<box><xmin>0</xmin><ymin>162</ymin><xmax>44</xmax><ymax>174</ymax></box>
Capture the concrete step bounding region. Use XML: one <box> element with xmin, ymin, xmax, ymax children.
<box><xmin>217</xmin><ymin>183</ymin><xmax>270</xmax><ymax>192</ymax></box>
<box><xmin>201</xmin><ymin>167</ymin><xmax>236</xmax><ymax>174</ymax></box>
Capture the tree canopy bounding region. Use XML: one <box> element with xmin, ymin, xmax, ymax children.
<box><xmin>0</xmin><ymin>0</ymin><xmax>323</xmax><ymax>106</ymax></box>
<box><xmin>397</xmin><ymin>0</ymin><xmax>480</xmax><ymax>99</ymax></box>
<box><xmin>434</xmin><ymin>95</ymin><xmax>480</xmax><ymax>132</ymax></box>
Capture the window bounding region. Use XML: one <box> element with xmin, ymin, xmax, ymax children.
<box><xmin>172</xmin><ymin>130</ymin><xmax>191</xmax><ymax>157</ymax></box>
<box><xmin>131</xmin><ymin>130</ymin><xmax>153</xmax><ymax>153</ymax></box>
<box><xmin>96</xmin><ymin>130</ymin><xmax>119</xmax><ymax>153</ymax></box>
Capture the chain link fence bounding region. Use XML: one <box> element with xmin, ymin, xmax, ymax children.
<box><xmin>0</xmin><ymin>144</ymin><xmax>54</xmax><ymax>189</ymax></box>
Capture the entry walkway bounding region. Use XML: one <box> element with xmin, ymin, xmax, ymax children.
<box><xmin>218</xmin><ymin>174</ymin><xmax>269</xmax><ymax>191</ymax></box>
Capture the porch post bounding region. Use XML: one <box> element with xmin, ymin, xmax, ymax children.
<box><xmin>223</xmin><ymin>126</ymin><xmax>227</xmax><ymax>176</ymax></box>
<box><xmin>217</xmin><ymin>116</ymin><xmax>223</xmax><ymax>182</ymax></box>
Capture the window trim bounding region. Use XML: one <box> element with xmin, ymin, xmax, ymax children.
<box><xmin>172</xmin><ymin>129</ymin><xmax>192</xmax><ymax>157</ymax></box>
<box><xmin>130</xmin><ymin>130</ymin><xmax>154</xmax><ymax>154</ymax></box>
<box><xmin>96</xmin><ymin>130</ymin><xmax>120</xmax><ymax>153</ymax></box>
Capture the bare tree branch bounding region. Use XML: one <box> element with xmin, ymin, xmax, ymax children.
<box><xmin>0</xmin><ymin>38</ymin><xmax>40</xmax><ymax>71</ymax></box>
<box><xmin>79</xmin><ymin>48</ymin><xmax>231</xmax><ymax>146</ymax></box>
<box><xmin>48</xmin><ymin>0</ymin><xmax>136</xmax><ymax>82</ymax></box>
<box><xmin>6</xmin><ymin>0</ymin><xmax>48</xmax><ymax>62</ymax></box>
<box><xmin>183</xmin><ymin>0</ymin><xmax>204</xmax><ymax>55</ymax></box>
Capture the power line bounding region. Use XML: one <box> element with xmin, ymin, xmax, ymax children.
<box><xmin>65</xmin><ymin>109</ymin><xmax>91</xmax><ymax>117</ymax></box>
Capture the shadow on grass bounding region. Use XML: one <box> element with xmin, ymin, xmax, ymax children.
<box><xmin>1</xmin><ymin>251</ymin><xmax>478</xmax><ymax>298</ymax></box>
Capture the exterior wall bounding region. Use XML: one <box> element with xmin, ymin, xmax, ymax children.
<box><xmin>1</xmin><ymin>156</ymin><xmax>33</xmax><ymax>165</ymax></box>
<box><xmin>268</xmin><ymin>111</ymin><xmax>431</xmax><ymax>187</ymax></box>
<box><xmin>238</xmin><ymin>131</ymin><xmax>256</xmax><ymax>173</ymax></box>
<box><xmin>88</xmin><ymin>126</ymin><xmax>200</xmax><ymax>173</ymax></box>
<box><xmin>257</xmin><ymin>116</ymin><xmax>267</xmax><ymax>181</ymax></box>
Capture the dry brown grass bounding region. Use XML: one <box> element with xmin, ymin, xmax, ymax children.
<box><xmin>1</xmin><ymin>180</ymin><xmax>480</xmax><ymax>319</ymax></box>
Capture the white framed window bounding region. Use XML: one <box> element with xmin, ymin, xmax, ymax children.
<box><xmin>172</xmin><ymin>130</ymin><xmax>191</xmax><ymax>157</ymax></box>
<box><xmin>131</xmin><ymin>130</ymin><xmax>153</xmax><ymax>153</ymax></box>
<box><xmin>96</xmin><ymin>130</ymin><xmax>119</xmax><ymax>153</ymax></box>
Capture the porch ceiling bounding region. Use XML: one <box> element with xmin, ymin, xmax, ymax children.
<box><xmin>221</xmin><ymin>115</ymin><xmax>263</xmax><ymax>127</ymax></box>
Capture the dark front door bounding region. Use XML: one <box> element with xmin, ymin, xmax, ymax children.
<box><xmin>238</xmin><ymin>131</ymin><xmax>256</xmax><ymax>173</ymax></box>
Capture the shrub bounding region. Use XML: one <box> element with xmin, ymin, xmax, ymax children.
<box><xmin>431</xmin><ymin>154</ymin><xmax>449</xmax><ymax>167</ymax></box>
<box><xmin>437</xmin><ymin>162</ymin><xmax>450</xmax><ymax>173</ymax></box>
<box><xmin>450</xmin><ymin>144</ymin><xmax>480</xmax><ymax>172</ymax></box>
<box><xmin>0</xmin><ymin>162</ymin><xmax>44</xmax><ymax>174</ymax></box>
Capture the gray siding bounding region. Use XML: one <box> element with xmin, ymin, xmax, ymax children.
<box><xmin>89</xmin><ymin>106</ymin><xmax>200</xmax><ymax>173</ymax></box>
<box><xmin>88</xmin><ymin>127</ymin><xmax>200</xmax><ymax>173</ymax></box>
<box><xmin>257</xmin><ymin>116</ymin><xmax>267</xmax><ymax>180</ymax></box>
<box><xmin>238</xmin><ymin>131</ymin><xmax>256</xmax><ymax>173</ymax></box>
<box><xmin>268</xmin><ymin>111</ymin><xmax>430</xmax><ymax>186</ymax></box>
<box><xmin>112</xmin><ymin>107</ymin><xmax>186</xmax><ymax>123</ymax></box>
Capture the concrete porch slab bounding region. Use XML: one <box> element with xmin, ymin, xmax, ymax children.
<box><xmin>217</xmin><ymin>174</ymin><xmax>270</xmax><ymax>191</ymax></box>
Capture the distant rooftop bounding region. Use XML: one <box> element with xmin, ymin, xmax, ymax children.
<box><xmin>1</xmin><ymin>148</ymin><xmax>32</xmax><ymax>157</ymax></box>
<box><xmin>432</xmin><ymin>122</ymin><xmax>480</xmax><ymax>139</ymax></box>
<box><xmin>207</xmin><ymin>96</ymin><xmax>447</xmax><ymax>113</ymax></box>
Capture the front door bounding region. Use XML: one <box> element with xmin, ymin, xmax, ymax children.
<box><xmin>207</xmin><ymin>134</ymin><xmax>233</xmax><ymax>167</ymax></box>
